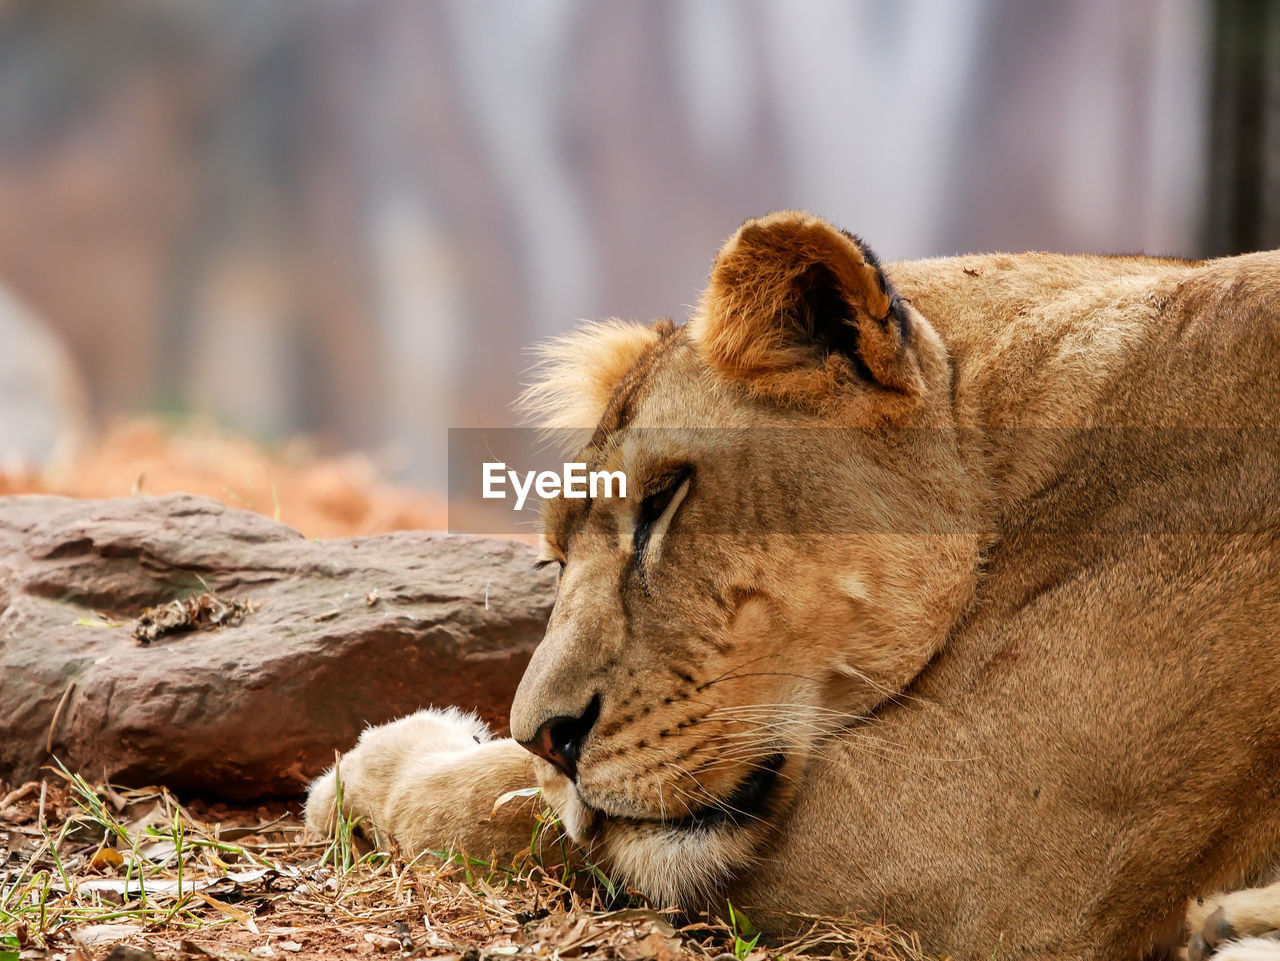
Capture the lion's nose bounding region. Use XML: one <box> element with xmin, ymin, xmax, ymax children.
<box><xmin>518</xmin><ymin>695</ymin><xmax>600</xmax><ymax>780</ymax></box>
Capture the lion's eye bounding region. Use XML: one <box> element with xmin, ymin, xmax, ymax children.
<box><xmin>533</xmin><ymin>558</ymin><xmax>565</xmax><ymax>572</ymax></box>
<box><xmin>639</xmin><ymin>486</ymin><xmax>677</xmax><ymax>530</ymax></box>
<box><xmin>634</xmin><ymin>465</ymin><xmax>693</xmax><ymax>561</ymax></box>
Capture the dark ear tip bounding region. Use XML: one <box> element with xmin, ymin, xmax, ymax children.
<box><xmin>887</xmin><ymin>293</ymin><xmax>912</xmax><ymax>338</ymax></box>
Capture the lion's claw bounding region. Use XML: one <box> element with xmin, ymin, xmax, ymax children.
<box><xmin>1206</xmin><ymin>907</ymin><xmax>1239</xmax><ymax>949</ymax></box>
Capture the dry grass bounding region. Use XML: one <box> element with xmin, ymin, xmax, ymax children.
<box><xmin>0</xmin><ymin>418</ymin><xmax>447</xmax><ymax>539</ymax></box>
<box><xmin>0</xmin><ymin>768</ymin><xmax>928</xmax><ymax>961</ymax></box>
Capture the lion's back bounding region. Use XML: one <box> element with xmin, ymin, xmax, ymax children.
<box><xmin>888</xmin><ymin>248</ymin><xmax>1280</xmax><ymax>430</ymax></box>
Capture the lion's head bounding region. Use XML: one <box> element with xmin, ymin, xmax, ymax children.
<box><xmin>510</xmin><ymin>211</ymin><xmax>988</xmax><ymax>905</ymax></box>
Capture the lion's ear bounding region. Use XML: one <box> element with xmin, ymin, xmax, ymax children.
<box><xmin>690</xmin><ymin>211</ymin><xmax>921</xmax><ymax>403</ymax></box>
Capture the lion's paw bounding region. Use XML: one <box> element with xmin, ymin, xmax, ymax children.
<box><xmin>305</xmin><ymin>707</ymin><xmax>546</xmax><ymax>863</ymax></box>
<box><xmin>305</xmin><ymin>707</ymin><xmax>492</xmax><ymax>838</ymax></box>
<box><xmin>1187</xmin><ymin>882</ymin><xmax>1280</xmax><ymax>961</ymax></box>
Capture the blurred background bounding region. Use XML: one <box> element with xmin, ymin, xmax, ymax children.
<box><xmin>0</xmin><ymin>0</ymin><xmax>1277</xmax><ymax>524</ymax></box>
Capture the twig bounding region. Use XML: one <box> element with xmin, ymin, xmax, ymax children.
<box><xmin>46</xmin><ymin>680</ymin><xmax>77</xmax><ymax>755</ymax></box>
<box><xmin>0</xmin><ymin>781</ymin><xmax>40</xmax><ymax>810</ymax></box>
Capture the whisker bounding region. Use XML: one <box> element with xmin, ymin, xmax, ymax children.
<box><xmin>702</xmin><ymin>715</ymin><xmax>923</xmax><ymax>754</ymax></box>
<box><xmin>651</xmin><ymin>760</ymin><xmax>772</xmax><ymax>829</ymax></box>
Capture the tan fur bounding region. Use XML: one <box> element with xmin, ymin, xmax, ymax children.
<box><xmin>518</xmin><ymin>318</ymin><xmax>670</xmax><ymax>430</ymax></box>
<box><xmin>309</xmin><ymin>213</ymin><xmax>1280</xmax><ymax>960</ymax></box>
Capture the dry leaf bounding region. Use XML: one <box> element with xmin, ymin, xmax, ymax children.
<box><xmin>489</xmin><ymin>786</ymin><xmax>541</xmax><ymax>818</ymax></box>
<box><xmin>70</xmin><ymin>924</ymin><xmax>144</xmax><ymax>947</ymax></box>
<box><xmin>75</xmin><ymin>616</ymin><xmax>123</xmax><ymax>629</ymax></box>
<box><xmin>89</xmin><ymin>846</ymin><xmax>124</xmax><ymax>870</ymax></box>
<box><xmin>197</xmin><ymin>892</ymin><xmax>260</xmax><ymax>934</ymax></box>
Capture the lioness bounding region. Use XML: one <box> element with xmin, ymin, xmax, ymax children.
<box><xmin>308</xmin><ymin>212</ymin><xmax>1280</xmax><ymax>960</ymax></box>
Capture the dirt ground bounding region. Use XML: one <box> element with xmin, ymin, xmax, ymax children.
<box><xmin>0</xmin><ymin>773</ymin><xmax>926</xmax><ymax>961</ymax></box>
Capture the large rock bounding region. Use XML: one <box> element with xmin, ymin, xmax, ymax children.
<box><xmin>0</xmin><ymin>494</ymin><xmax>556</xmax><ymax>798</ymax></box>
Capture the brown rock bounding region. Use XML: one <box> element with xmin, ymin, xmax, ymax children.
<box><xmin>0</xmin><ymin>494</ymin><xmax>555</xmax><ymax>798</ymax></box>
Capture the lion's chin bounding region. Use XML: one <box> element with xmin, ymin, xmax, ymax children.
<box><xmin>537</xmin><ymin>754</ymin><xmax>788</xmax><ymax>909</ymax></box>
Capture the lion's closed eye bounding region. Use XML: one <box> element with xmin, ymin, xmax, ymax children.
<box><xmin>634</xmin><ymin>465</ymin><xmax>693</xmax><ymax>568</ymax></box>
